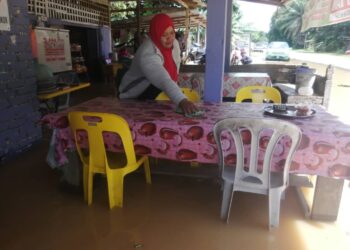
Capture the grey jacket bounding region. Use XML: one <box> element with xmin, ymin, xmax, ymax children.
<box><xmin>119</xmin><ymin>38</ymin><xmax>186</xmax><ymax>105</ymax></box>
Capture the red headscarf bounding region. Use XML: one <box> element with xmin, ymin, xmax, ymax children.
<box><xmin>149</xmin><ymin>13</ymin><xmax>178</xmax><ymax>82</ymax></box>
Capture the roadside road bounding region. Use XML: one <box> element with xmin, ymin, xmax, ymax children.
<box><xmin>290</xmin><ymin>50</ymin><xmax>350</xmax><ymax>71</ymax></box>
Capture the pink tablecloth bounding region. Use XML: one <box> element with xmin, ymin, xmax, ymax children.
<box><xmin>178</xmin><ymin>72</ymin><xmax>272</xmax><ymax>98</ymax></box>
<box><xmin>42</xmin><ymin>97</ymin><xmax>350</xmax><ymax>180</ymax></box>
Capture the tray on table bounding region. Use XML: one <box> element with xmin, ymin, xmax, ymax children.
<box><xmin>264</xmin><ymin>105</ymin><xmax>316</xmax><ymax>119</ymax></box>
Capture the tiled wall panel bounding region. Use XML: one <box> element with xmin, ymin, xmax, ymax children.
<box><xmin>0</xmin><ymin>0</ymin><xmax>42</xmax><ymax>160</ymax></box>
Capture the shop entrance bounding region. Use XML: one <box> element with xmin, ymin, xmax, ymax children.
<box><xmin>65</xmin><ymin>25</ymin><xmax>103</xmax><ymax>82</ymax></box>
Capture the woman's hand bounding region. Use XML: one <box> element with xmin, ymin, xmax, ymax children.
<box><xmin>178</xmin><ymin>98</ymin><xmax>200</xmax><ymax>115</ymax></box>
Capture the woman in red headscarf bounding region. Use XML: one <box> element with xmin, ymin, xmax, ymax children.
<box><xmin>119</xmin><ymin>13</ymin><xmax>199</xmax><ymax>115</ymax></box>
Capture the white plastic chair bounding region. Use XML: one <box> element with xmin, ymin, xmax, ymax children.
<box><xmin>213</xmin><ymin>118</ymin><xmax>301</xmax><ymax>229</ymax></box>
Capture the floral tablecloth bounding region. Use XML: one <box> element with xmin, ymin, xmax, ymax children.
<box><xmin>178</xmin><ymin>72</ymin><xmax>272</xmax><ymax>98</ymax></box>
<box><xmin>41</xmin><ymin>97</ymin><xmax>350</xmax><ymax>180</ymax></box>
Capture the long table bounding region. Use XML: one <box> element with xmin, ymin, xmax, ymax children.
<box><xmin>42</xmin><ymin>97</ymin><xmax>350</xmax><ymax>220</ymax></box>
<box><xmin>38</xmin><ymin>82</ymin><xmax>90</xmax><ymax>112</ymax></box>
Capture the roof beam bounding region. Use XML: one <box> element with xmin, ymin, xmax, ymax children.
<box><xmin>109</xmin><ymin>0</ymin><xmax>206</xmax><ymax>8</ymax></box>
<box><xmin>111</xmin><ymin>6</ymin><xmax>185</xmax><ymax>13</ymax></box>
<box><xmin>238</xmin><ymin>0</ymin><xmax>283</xmax><ymax>6</ymax></box>
<box><xmin>174</xmin><ymin>0</ymin><xmax>189</xmax><ymax>8</ymax></box>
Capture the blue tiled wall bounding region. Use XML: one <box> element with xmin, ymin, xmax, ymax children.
<box><xmin>0</xmin><ymin>0</ymin><xmax>42</xmax><ymax>160</ymax></box>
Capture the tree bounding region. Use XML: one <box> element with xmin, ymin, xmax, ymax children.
<box><xmin>110</xmin><ymin>1</ymin><xmax>137</xmax><ymax>22</ymax></box>
<box><xmin>308</xmin><ymin>22</ymin><xmax>350</xmax><ymax>53</ymax></box>
<box><xmin>268</xmin><ymin>0</ymin><xmax>350</xmax><ymax>53</ymax></box>
<box><xmin>268</xmin><ymin>0</ymin><xmax>307</xmax><ymax>48</ymax></box>
<box><xmin>232</xmin><ymin>1</ymin><xmax>243</xmax><ymax>41</ymax></box>
<box><xmin>250</xmin><ymin>31</ymin><xmax>268</xmax><ymax>43</ymax></box>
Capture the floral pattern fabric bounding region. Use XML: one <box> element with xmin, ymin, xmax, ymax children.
<box><xmin>41</xmin><ymin>97</ymin><xmax>350</xmax><ymax>180</ymax></box>
<box><xmin>178</xmin><ymin>72</ymin><xmax>272</xmax><ymax>98</ymax></box>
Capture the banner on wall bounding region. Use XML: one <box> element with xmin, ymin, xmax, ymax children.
<box><xmin>302</xmin><ymin>0</ymin><xmax>350</xmax><ymax>32</ymax></box>
<box><xmin>0</xmin><ymin>0</ymin><xmax>11</xmax><ymax>31</ymax></box>
<box><xmin>34</xmin><ymin>27</ymin><xmax>72</xmax><ymax>73</ymax></box>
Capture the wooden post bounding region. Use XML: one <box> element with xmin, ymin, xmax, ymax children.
<box><xmin>196</xmin><ymin>24</ymin><xmax>200</xmax><ymax>44</ymax></box>
<box><xmin>204</xmin><ymin>0</ymin><xmax>228</xmax><ymax>102</ymax></box>
<box><xmin>184</xmin><ymin>8</ymin><xmax>190</xmax><ymax>58</ymax></box>
<box><xmin>225</xmin><ymin>0</ymin><xmax>233</xmax><ymax>71</ymax></box>
<box><xmin>136</xmin><ymin>0</ymin><xmax>141</xmax><ymax>48</ymax></box>
<box><xmin>322</xmin><ymin>64</ymin><xmax>334</xmax><ymax>110</ymax></box>
<box><xmin>311</xmin><ymin>176</ymin><xmax>344</xmax><ymax>221</ymax></box>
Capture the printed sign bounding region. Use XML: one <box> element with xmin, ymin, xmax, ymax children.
<box><xmin>0</xmin><ymin>0</ymin><xmax>11</xmax><ymax>31</ymax></box>
<box><xmin>302</xmin><ymin>0</ymin><xmax>350</xmax><ymax>32</ymax></box>
<box><xmin>43</xmin><ymin>37</ymin><xmax>66</xmax><ymax>62</ymax></box>
<box><xmin>34</xmin><ymin>27</ymin><xmax>72</xmax><ymax>73</ymax></box>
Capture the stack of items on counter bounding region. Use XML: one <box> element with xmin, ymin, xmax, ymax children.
<box><xmin>71</xmin><ymin>43</ymin><xmax>88</xmax><ymax>75</ymax></box>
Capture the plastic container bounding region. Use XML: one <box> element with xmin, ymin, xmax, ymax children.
<box><xmin>295</xmin><ymin>64</ymin><xmax>316</xmax><ymax>95</ymax></box>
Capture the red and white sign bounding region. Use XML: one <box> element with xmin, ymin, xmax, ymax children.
<box><xmin>34</xmin><ymin>27</ymin><xmax>72</xmax><ymax>73</ymax></box>
<box><xmin>302</xmin><ymin>0</ymin><xmax>350</xmax><ymax>32</ymax></box>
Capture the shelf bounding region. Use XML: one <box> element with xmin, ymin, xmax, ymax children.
<box><xmin>70</xmin><ymin>43</ymin><xmax>81</xmax><ymax>52</ymax></box>
<box><xmin>75</xmin><ymin>70</ymin><xmax>88</xmax><ymax>74</ymax></box>
<box><xmin>72</xmin><ymin>57</ymin><xmax>85</xmax><ymax>63</ymax></box>
<box><xmin>70</xmin><ymin>43</ymin><xmax>89</xmax><ymax>81</ymax></box>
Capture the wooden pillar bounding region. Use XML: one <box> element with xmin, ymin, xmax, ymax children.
<box><xmin>322</xmin><ymin>65</ymin><xmax>334</xmax><ymax>110</ymax></box>
<box><xmin>136</xmin><ymin>0</ymin><xmax>141</xmax><ymax>42</ymax></box>
<box><xmin>184</xmin><ymin>8</ymin><xmax>190</xmax><ymax>55</ymax></box>
<box><xmin>99</xmin><ymin>26</ymin><xmax>112</xmax><ymax>59</ymax></box>
<box><xmin>204</xmin><ymin>0</ymin><xmax>228</xmax><ymax>102</ymax></box>
<box><xmin>311</xmin><ymin>176</ymin><xmax>344</xmax><ymax>221</ymax></box>
<box><xmin>225</xmin><ymin>0</ymin><xmax>233</xmax><ymax>71</ymax></box>
<box><xmin>196</xmin><ymin>24</ymin><xmax>200</xmax><ymax>44</ymax></box>
<box><xmin>295</xmin><ymin>176</ymin><xmax>345</xmax><ymax>221</ymax></box>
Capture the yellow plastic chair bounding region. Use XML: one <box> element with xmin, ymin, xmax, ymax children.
<box><xmin>156</xmin><ymin>87</ymin><xmax>201</xmax><ymax>102</ymax></box>
<box><xmin>68</xmin><ymin>111</ymin><xmax>151</xmax><ymax>209</ymax></box>
<box><xmin>236</xmin><ymin>86</ymin><xmax>281</xmax><ymax>103</ymax></box>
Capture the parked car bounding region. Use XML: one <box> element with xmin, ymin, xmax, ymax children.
<box><xmin>252</xmin><ymin>42</ymin><xmax>268</xmax><ymax>52</ymax></box>
<box><xmin>265</xmin><ymin>41</ymin><xmax>290</xmax><ymax>61</ymax></box>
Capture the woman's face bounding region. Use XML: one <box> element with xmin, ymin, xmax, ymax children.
<box><xmin>160</xmin><ymin>26</ymin><xmax>175</xmax><ymax>49</ymax></box>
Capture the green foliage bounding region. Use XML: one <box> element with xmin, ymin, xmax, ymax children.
<box><xmin>110</xmin><ymin>1</ymin><xmax>184</xmax><ymax>22</ymax></box>
<box><xmin>250</xmin><ymin>31</ymin><xmax>268</xmax><ymax>43</ymax></box>
<box><xmin>268</xmin><ymin>0</ymin><xmax>350</xmax><ymax>52</ymax></box>
<box><xmin>308</xmin><ymin>22</ymin><xmax>350</xmax><ymax>53</ymax></box>
<box><xmin>268</xmin><ymin>0</ymin><xmax>307</xmax><ymax>48</ymax></box>
<box><xmin>142</xmin><ymin>1</ymin><xmax>182</xmax><ymax>16</ymax></box>
<box><xmin>110</xmin><ymin>1</ymin><xmax>137</xmax><ymax>22</ymax></box>
<box><xmin>268</xmin><ymin>12</ymin><xmax>286</xmax><ymax>42</ymax></box>
<box><xmin>232</xmin><ymin>1</ymin><xmax>242</xmax><ymax>39</ymax></box>
<box><xmin>110</xmin><ymin>0</ymin><xmax>208</xmax><ymax>48</ymax></box>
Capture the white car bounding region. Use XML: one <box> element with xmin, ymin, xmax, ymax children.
<box><xmin>265</xmin><ymin>41</ymin><xmax>290</xmax><ymax>61</ymax></box>
<box><xmin>252</xmin><ymin>42</ymin><xmax>268</xmax><ymax>52</ymax></box>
